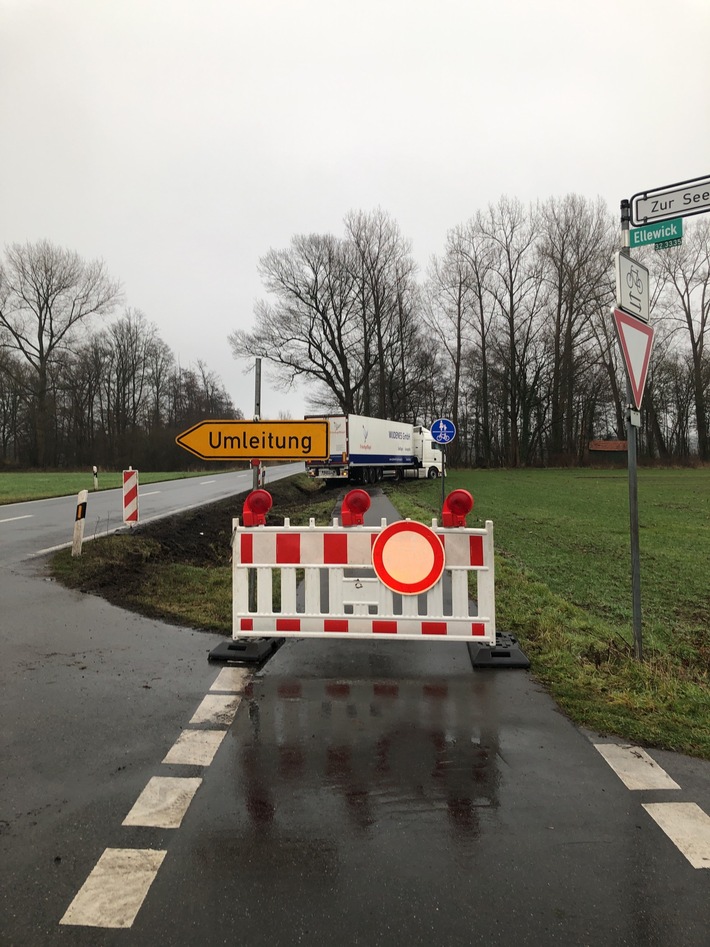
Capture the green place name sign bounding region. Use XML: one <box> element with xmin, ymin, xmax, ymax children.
<box><xmin>630</xmin><ymin>217</ymin><xmax>683</xmax><ymax>247</ymax></box>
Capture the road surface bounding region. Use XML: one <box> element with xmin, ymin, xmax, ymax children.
<box><xmin>2</xmin><ymin>474</ymin><xmax>710</xmax><ymax>945</ymax></box>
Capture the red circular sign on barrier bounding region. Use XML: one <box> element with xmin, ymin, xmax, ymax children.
<box><xmin>371</xmin><ymin>520</ymin><xmax>445</xmax><ymax>595</ymax></box>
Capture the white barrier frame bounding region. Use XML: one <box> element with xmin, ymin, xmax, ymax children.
<box><xmin>231</xmin><ymin>517</ymin><xmax>496</xmax><ymax>643</ymax></box>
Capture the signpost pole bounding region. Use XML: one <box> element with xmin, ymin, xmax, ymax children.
<box><xmin>253</xmin><ymin>357</ymin><xmax>262</xmax><ymax>491</ymax></box>
<box><xmin>441</xmin><ymin>445</ymin><xmax>446</xmax><ymax>508</ymax></box>
<box><xmin>620</xmin><ymin>200</ymin><xmax>643</xmax><ymax>662</ymax></box>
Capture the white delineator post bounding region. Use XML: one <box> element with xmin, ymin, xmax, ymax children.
<box><xmin>123</xmin><ymin>469</ymin><xmax>139</xmax><ymax>525</ymax></box>
<box><xmin>71</xmin><ymin>490</ymin><xmax>88</xmax><ymax>557</ymax></box>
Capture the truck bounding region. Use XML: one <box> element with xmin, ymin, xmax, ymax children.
<box><xmin>305</xmin><ymin>414</ymin><xmax>443</xmax><ymax>484</ymax></box>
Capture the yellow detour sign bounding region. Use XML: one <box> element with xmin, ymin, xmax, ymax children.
<box><xmin>176</xmin><ymin>419</ymin><xmax>329</xmax><ymax>461</ymax></box>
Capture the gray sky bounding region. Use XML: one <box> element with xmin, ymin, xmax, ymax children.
<box><xmin>2</xmin><ymin>0</ymin><xmax>708</xmax><ymax>420</ymax></box>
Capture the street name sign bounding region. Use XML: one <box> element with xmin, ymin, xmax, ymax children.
<box><xmin>176</xmin><ymin>419</ymin><xmax>329</xmax><ymax>461</ymax></box>
<box><xmin>631</xmin><ymin>174</ymin><xmax>710</xmax><ymax>226</ymax></box>
<box><xmin>630</xmin><ymin>217</ymin><xmax>683</xmax><ymax>248</ymax></box>
<box><xmin>612</xmin><ymin>309</ymin><xmax>655</xmax><ymax>409</ymax></box>
<box><xmin>615</xmin><ymin>251</ymin><xmax>650</xmax><ymax>323</ymax></box>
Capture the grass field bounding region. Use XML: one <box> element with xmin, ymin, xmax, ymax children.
<box><xmin>385</xmin><ymin>468</ymin><xmax>710</xmax><ymax>758</ymax></box>
<box><xmin>51</xmin><ymin>467</ymin><xmax>710</xmax><ymax>759</ymax></box>
<box><xmin>0</xmin><ymin>469</ymin><xmax>236</xmax><ymax>505</ymax></box>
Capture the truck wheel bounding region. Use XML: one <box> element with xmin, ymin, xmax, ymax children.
<box><xmin>427</xmin><ymin>467</ymin><xmax>439</xmax><ymax>479</ymax></box>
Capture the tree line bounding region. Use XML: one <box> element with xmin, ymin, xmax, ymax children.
<box><xmin>231</xmin><ymin>198</ymin><xmax>710</xmax><ymax>466</ymax></box>
<box><xmin>0</xmin><ymin>240</ymin><xmax>239</xmax><ymax>469</ymax></box>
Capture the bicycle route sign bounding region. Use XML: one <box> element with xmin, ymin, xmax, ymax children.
<box><xmin>615</xmin><ymin>251</ymin><xmax>649</xmax><ymax>324</ymax></box>
<box><xmin>431</xmin><ymin>418</ymin><xmax>456</xmax><ymax>444</ymax></box>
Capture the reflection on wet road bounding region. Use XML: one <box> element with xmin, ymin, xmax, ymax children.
<box><xmin>241</xmin><ymin>674</ymin><xmax>500</xmax><ymax>846</ymax></box>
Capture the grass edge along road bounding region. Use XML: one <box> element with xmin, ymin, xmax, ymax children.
<box><xmin>51</xmin><ymin>469</ymin><xmax>710</xmax><ymax>760</ymax></box>
<box><xmin>0</xmin><ymin>469</ymin><xmax>242</xmax><ymax>505</ymax></box>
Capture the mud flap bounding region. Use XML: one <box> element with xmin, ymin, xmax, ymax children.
<box><xmin>468</xmin><ymin>632</ymin><xmax>530</xmax><ymax>669</ymax></box>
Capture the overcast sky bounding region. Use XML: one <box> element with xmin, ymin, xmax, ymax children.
<box><xmin>1</xmin><ymin>0</ymin><xmax>708</xmax><ymax>420</ymax></box>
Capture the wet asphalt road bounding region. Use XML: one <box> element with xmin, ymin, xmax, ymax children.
<box><xmin>2</xmin><ymin>479</ymin><xmax>710</xmax><ymax>945</ymax></box>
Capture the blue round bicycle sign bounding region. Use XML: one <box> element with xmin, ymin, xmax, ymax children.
<box><xmin>431</xmin><ymin>418</ymin><xmax>456</xmax><ymax>444</ymax></box>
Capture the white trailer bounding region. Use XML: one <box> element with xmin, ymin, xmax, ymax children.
<box><xmin>305</xmin><ymin>414</ymin><xmax>443</xmax><ymax>484</ymax></box>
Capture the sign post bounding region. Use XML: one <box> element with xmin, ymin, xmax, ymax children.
<box><xmin>431</xmin><ymin>418</ymin><xmax>456</xmax><ymax>507</ymax></box>
<box><xmin>619</xmin><ymin>200</ymin><xmax>645</xmax><ymax>661</ymax></box>
<box><xmin>619</xmin><ymin>173</ymin><xmax>710</xmax><ymax>661</ymax></box>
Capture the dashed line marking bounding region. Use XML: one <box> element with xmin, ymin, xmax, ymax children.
<box><xmin>211</xmin><ymin>666</ymin><xmax>251</xmax><ymax>692</ymax></box>
<box><xmin>122</xmin><ymin>776</ymin><xmax>202</xmax><ymax>829</ymax></box>
<box><xmin>643</xmin><ymin>803</ymin><xmax>710</xmax><ymax>869</ymax></box>
<box><xmin>593</xmin><ymin>743</ymin><xmax>681</xmax><ymax>790</ymax></box>
<box><xmin>59</xmin><ymin>848</ymin><xmax>166</xmax><ymax>928</ymax></box>
<box><xmin>61</xmin><ymin>664</ymin><xmax>253</xmax><ymax>928</ymax></box>
<box><xmin>162</xmin><ymin>728</ymin><xmax>227</xmax><ymax>766</ymax></box>
<box><xmin>190</xmin><ymin>694</ymin><xmax>242</xmax><ymax>726</ymax></box>
<box><xmin>0</xmin><ymin>514</ymin><xmax>33</xmax><ymax>523</ymax></box>
<box><xmin>141</xmin><ymin>490</ymin><xmax>161</xmax><ymax>496</ymax></box>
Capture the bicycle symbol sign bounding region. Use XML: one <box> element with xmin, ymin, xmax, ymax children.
<box><xmin>431</xmin><ymin>418</ymin><xmax>456</xmax><ymax>444</ymax></box>
<box><xmin>615</xmin><ymin>251</ymin><xmax>650</xmax><ymax>324</ymax></box>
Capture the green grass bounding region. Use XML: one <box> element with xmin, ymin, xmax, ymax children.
<box><xmin>384</xmin><ymin>468</ymin><xmax>710</xmax><ymax>758</ymax></box>
<box><xmin>0</xmin><ymin>469</ymin><xmax>238</xmax><ymax>505</ymax></box>
<box><xmin>50</xmin><ymin>474</ymin><xmax>335</xmax><ymax>635</ymax></box>
<box><xmin>50</xmin><ymin>467</ymin><xmax>710</xmax><ymax>759</ymax></box>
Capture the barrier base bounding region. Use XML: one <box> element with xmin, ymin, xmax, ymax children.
<box><xmin>209</xmin><ymin>637</ymin><xmax>283</xmax><ymax>665</ymax></box>
<box><xmin>468</xmin><ymin>632</ymin><xmax>530</xmax><ymax>669</ymax></box>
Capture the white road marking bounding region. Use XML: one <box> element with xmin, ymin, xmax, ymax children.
<box><xmin>0</xmin><ymin>514</ymin><xmax>33</xmax><ymax>523</ymax></box>
<box><xmin>122</xmin><ymin>776</ymin><xmax>202</xmax><ymax>829</ymax></box>
<box><xmin>141</xmin><ymin>490</ymin><xmax>161</xmax><ymax>496</ymax></box>
<box><xmin>162</xmin><ymin>729</ymin><xmax>226</xmax><ymax>766</ymax></box>
<box><xmin>211</xmin><ymin>666</ymin><xmax>252</xmax><ymax>692</ymax></box>
<box><xmin>61</xmin><ymin>667</ymin><xmax>253</xmax><ymax>930</ymax></box>
<box><xmin>189</xmin><ymin>694</ymin><xmax>241</xmax><ymax>726</ymax></box>
<box><xmin>643</xmin><ymin>803</ymin><xmax>710</xmax><ymax>868</ymax></box>
<box><xmin>59</xmin><ymin>848</ymin><xmax>166</xmax><ymax>928</ymax></box>
<box><xmin>593</xmin><ymin>743</ymin><xmax>680</xmax><ymax>790</ymax></box>
<box><xmin>200</xmin><ymin>480</ymin><xmax>216</xmax><ymax>485</ymax></box>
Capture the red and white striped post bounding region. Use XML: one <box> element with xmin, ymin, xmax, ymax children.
<box><xmin>122</xmin><ymin>468</ymin><xmax>139</xmax><ymax>525</ymax></box>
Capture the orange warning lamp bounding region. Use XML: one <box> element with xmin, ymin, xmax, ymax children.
<box><xmin>442</xmin><ymin>489</ymin><xmax>473</xmax><ymax>528</ymax></box>
<box><xmin>242</xmin><ymin>489</ymin><xmax>272</xmax><ymax>526</ymax></box>
<box><xmin>341</xmin><ymin>489</ymin><xmax>371</xmax><ymax>526</ymax></box>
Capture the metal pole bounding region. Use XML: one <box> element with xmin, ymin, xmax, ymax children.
<box><xmin>253</xmin><ymin>357</ymin><xmax>262</xmax><ymax>491</ymax></box>
<box><xmin>249</xmin><ymin>358</ymin><xmax>262</xmax><ymax>614</ymax></box>
<box><xmin>441</xmin><ymin>445</ymin><xmax>446</xmax><ymax>508</ymax></box>
<box><xmin>620</xmin><ymin>200</ymin><xmax>643</xmax><ymax>661</ymax></box>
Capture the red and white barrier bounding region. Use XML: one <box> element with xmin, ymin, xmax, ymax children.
<box><xmin>232</xmin><ymin>515</ymin><xmax>495</xmax><ymax>643</ymax></box>
<box><xmin>122</xmin><ymin>469</ymin><xmax>139</xmax><ymax>524</ymax></box>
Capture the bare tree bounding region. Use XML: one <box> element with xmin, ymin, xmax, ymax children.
<box><xmin>344</xmin><ymin>209</ymin><xmax>419</xmax><ymax>419</ymax></box>
<box><xmin>651</xmin><ymin>220</ymin><xmax>710</xmax><ymax>459</ymax></box>
<box><xmin>0</xmin><ymin>240</ymin><xmax>121</xmax><ymax>465</ymax></box>
<box><xmin>538</xmin><ymin>195</ymin><xmax>616</xmax><ymax>461</ymax></box>
<box><xmin>479</xmin><ymin>197</ymin><xmax>546</xmax><ymax>466</ymax></box>
<box><xmin>230</xmin><ymin>234</ymin><xmax>362</xmax><ymax>414</ymax></box>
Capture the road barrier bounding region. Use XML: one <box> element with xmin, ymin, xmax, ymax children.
<box><xmin>231</xmin><ymin>489</ymin><xmax>495</xmax><ymax>643</ymax></box>
<box><xmin>122</xmin><ymin>468</ymin><xmax>139</xmax><ymax>525</ymax></box>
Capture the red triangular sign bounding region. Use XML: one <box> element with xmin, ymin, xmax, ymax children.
<box><xmin>612</xmin><ymin>308</ymin><xmax>655</xmax><ymax>409</ymax></box>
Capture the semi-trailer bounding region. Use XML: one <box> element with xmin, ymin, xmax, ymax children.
<box><xmin>305</xmin><ymin>414</ymin><xmax>443</xmax><ymax>483</ymax></box>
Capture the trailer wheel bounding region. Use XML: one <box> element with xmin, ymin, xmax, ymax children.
<box><xmin>427</xmin><ymin>467</ymin><xmax>439</xmax><ymax>479</ymax></box>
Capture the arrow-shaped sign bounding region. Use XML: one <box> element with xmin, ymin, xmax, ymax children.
<box><xmin>612</xmin><ymin>309</ymin><xmax>655</xmax><ymax>409</ymax></box>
